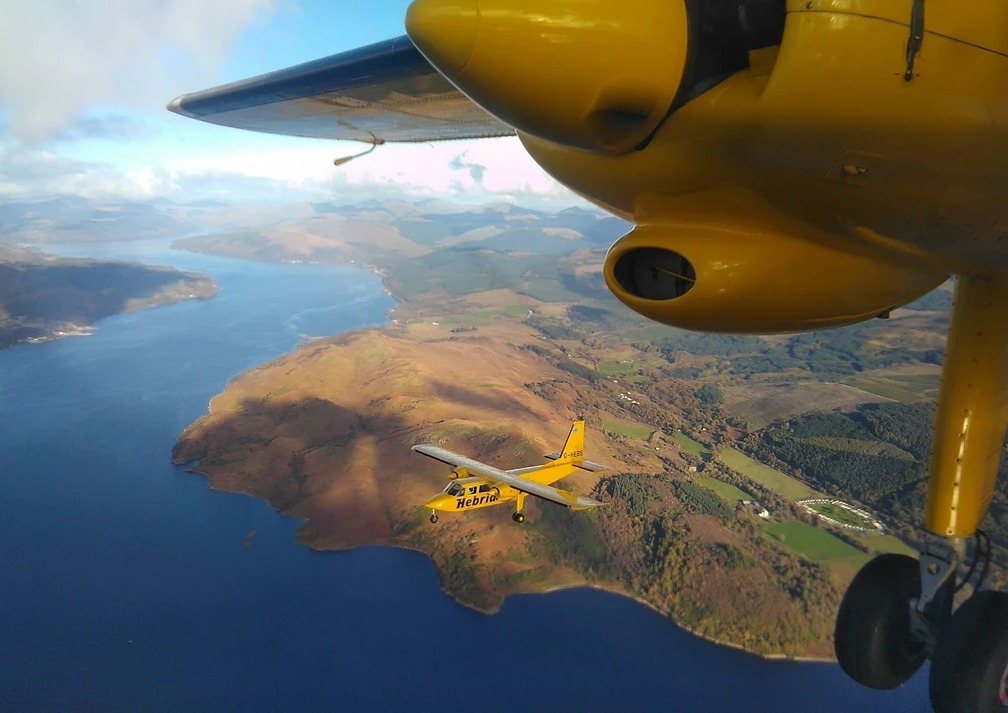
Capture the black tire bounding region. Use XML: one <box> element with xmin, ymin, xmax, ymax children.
<box><xmin>930</xmin><ymin>590</ymin><xmax>1008</xmax><ymax>713</ymax></box>
<box><xmin>513</xmin><ymin>512</ymin><xmax>525</xmax><ymax>523</ymax></box>
<box><xmin>429</xmin><ymin>513</ymin><xmax>438</xmax><ymax>524</ymax></box>
<box><xmin>835</xmin><ymin>553</ymin><xmax>927</xmax><ymax>689</ymax></box>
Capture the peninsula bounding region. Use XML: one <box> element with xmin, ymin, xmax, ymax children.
<box><xmin>173</xmin><ymin>200</ymin><xmax>979</xmax><ymax>659</ymax></box>
<box><xmin>0</xmin><ymin>245</ymin><xmax>217</xmax><ymax>349</ymax></box>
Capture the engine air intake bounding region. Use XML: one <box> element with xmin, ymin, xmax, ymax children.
<box><xmin>612</xmin><ymin>248</ymin><xmax>696</xmax><ymax>301</ymax></box>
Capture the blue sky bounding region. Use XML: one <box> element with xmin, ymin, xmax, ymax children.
<box><xmin>0</xmin><ymin>0</ymin><xmax>576</xmax><ymax>208</ymax></box>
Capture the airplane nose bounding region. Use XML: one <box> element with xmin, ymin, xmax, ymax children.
<box><xmin>405</xmin><ymin>0</ymin><xmax>478</xmax><ymax>77</ymax></box>
<box><xmin>425</xmin><ymin>495</ymin><xmax>449</xmax><ymax>511</ymax></box>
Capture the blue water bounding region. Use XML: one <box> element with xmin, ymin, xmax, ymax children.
<box><xmin>0</xmin><ymin>242</ymin><xmax>931</xmax><ymax>712</ymax></box>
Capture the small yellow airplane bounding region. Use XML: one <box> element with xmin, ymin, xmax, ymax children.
<box><xmin>412</xmin><ymin>420</ymin><xmax>607</xmax><ymax>524</ymax></box>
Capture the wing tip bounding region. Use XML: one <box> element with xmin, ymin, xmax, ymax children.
<box><xmin>166</xmin><ymin>94</ymin><xmax>192</xmax><ymax>118</ymax></box>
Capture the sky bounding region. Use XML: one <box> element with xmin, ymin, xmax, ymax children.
<box><xmin>0</xmin><ymin>0</ymin><xmax>580</xmax><ymax>209</ymax></box>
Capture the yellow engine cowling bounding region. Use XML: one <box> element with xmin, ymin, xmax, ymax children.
<box><xmin>604</xmin><ymin>224</ymin><xmax>947</xmax><ymax>333</ymax></box>
<box><xmin>405</xmin><ymin>0</ymin><xmax>689</xmax><ymax>154</ymax></box>
<box><xmin>449</xmin><ymin>468</ymin><xmax>469</xmax><ymax>480</ymax></box>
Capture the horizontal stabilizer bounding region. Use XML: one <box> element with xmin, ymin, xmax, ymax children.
<box><xmin>544</xmin><ymin>454</ymin><xmax>606</xmax><ymax>472</ymax></box>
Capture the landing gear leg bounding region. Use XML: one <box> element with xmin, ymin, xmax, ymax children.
<box><xmin>835</xmin><ymin>274</ymin><xmax>1008</xmax><ymax>712</ymax></box>
<box><xmin>923</xmin><ymin>275</ymin><xmax>1008</xmax><ymax>713</ymax></box>
<box><xmin>512</xmin><ymin>493</ymin><xmax>526</xmax><ymax>524</ymax></box>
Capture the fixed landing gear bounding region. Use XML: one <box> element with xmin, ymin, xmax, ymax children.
<box><xmin>835</xmin><ymin>274</ymin><xmax>1008</xmax><ymax>712</ymax></box>
<box><xmin>834</xmin><ymin>554</ymin><xmax>927</xmax><ymax>689</ymax></box>
<box><xmin>429</xmin><ymin>511</ymin><xmax>438</xmax><ymax>524</ymax></box>
<box><xmin>835</xmin><ymin>533</ymin><xmax>1006</xmax><ymax>713</ymax></box>
<box><xmin>513</xmin><ymin>492</ymin><xmax>527</xmax><ymax>524</ymax></box>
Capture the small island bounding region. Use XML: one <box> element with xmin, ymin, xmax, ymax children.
<box><xmin>0</xmin><ymin>245</ymin><xmax>217</xmax><ymax>349</ymax></box>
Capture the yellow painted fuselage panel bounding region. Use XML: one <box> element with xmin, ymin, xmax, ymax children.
<box><xmin>520</xmin><ymin>1</ymin><xmax>1008</xmax><ymax>274</ymax></box>
<box><xmin>426</xmin><ymin>478</ymin><xmax>519</xmax><ymax>513</ymax></box>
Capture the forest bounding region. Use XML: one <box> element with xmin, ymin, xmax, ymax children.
<box><xmin>749</xmin><ymin>402</ymin><xmax>1008</xmax><ymax>575</ymax></box>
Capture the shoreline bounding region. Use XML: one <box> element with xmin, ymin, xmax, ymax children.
<box><xmin>186</xmin><ymin>456</ymin><xmax>835</xmax><ymax>664</ymax></box>
<box><xmin>170</xmin><ymin>249</ymin><xmax>840</xmax><ymax>665</ymax></box>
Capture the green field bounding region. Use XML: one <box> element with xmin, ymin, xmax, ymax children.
<box><xmin>597</xmin><ymin>360</ymin><xmax>639</xmax><ymax>377</ymax></box>
<box><xmin>673</xmin><ymin>431</ymin><xmax>710</xmax><ymax>459</ymax></box>
<box><xmin>697</xmin><ymin>475</ymin><xmax>753</xmax><ymax>504</ymax></box>
<box><xmin>846</xmin><ymin>372</ymin><xmax>941</xmax><ymax>402</ymax></box>
<box><xmin>721</xmin><ymin>448</ymin><xmax>820</xmax><ymax>500</ymax></box>
<box><xmin>517</xmin><ymin>279</ymin><xmax>582</xmax><ymax>303</ymax></box>
<box><xmin>806</xmin><ymin>501</ymin><xmax>875</xmax><ymax>529</ymax></box>
<box><xmin>761</xmin><ymin>521</ymin><xmax>868</xmax><ymax>566</ymax></box>
<box><xmin>602</xmin><ymin>418</ymin><xmax>653</xmax><ymax>440</ymax></box>
<box><xmin>438</xmin><ymin>305</ymin><xmax>530</xmax><ymax>327</ymax></box>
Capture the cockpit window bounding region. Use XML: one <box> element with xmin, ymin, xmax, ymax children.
<box><xmin>445</xmin><ymin>483</ymin><xmax>464</xmax><ymax>497</ymax></box>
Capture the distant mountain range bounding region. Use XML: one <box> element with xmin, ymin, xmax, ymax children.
<box><xmin>0</xmin><ymin>195</ymin><xmax>631</xmax><ymax>255</ymax></box>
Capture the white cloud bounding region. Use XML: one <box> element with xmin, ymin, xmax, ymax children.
<box><xmin>153</xmin><ymin>136</ymin><xmax>585</xmax><ymax>209</ymax></box>
<box><xmin>0</xmin><ymin>133</ymin><xmax>587</xmax><ymax>211</ymax></box>
<box><xmin>0</xmin><ymin>1</ymin><xmax>590</xmax><ymax>211</ymax></box>
<box><xmin>0</xmin><ymin>0</ymin><xmax>273</xmax><ymax>143</ymax></box>
<box><xmin>330</xmin><ymin>138</ymin><xmax>580</xmax><ymax>208</ymax></box>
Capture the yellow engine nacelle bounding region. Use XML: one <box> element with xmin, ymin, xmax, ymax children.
<box><xmin>449</xmin><ymin>468</ymin><xmax>469</xmax><ymax>480</ymax></box>
<box><xmin>604</xmin><ymin>224</ymin><xmax>947</xmax><ymax>333</ymax></box>
<box><xmin>406</xmin><ymin>0</ymin><xmax>689</xmax><ymax>153</ymax></box>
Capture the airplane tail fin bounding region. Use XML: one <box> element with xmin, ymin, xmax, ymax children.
<box><xmin>544</xmin><ymin>420</ymin><xmax>608</xmax><ymax>472</ymax></box>
<box><xmin>558</xmin><ymin>420</ymin><xmax>585</xmax><ymax>462</ymax></box>
<box><xmin>544</xmin><ymin>420</ymin><xmax>585</xmax><ymax>463</ymax></box>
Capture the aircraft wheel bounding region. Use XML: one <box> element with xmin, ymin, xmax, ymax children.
<box><xmin>512</xmin><ymin>512</ymin><xmax>525</xmax><ymax>524</ymax></box>
<box><xmin>429</xmin><ymin>513</ymin><xmax>438</xmax><ymax>524</ymax></box>
<box><xmin>929</xmin><ymin>590</ymin><xmax>1008</xmax><ymax>713</ymax></box>
<box><xmin>834</xmin><ymin>553</ymin><xmax>927</xmax><ymax>689</ymax></box>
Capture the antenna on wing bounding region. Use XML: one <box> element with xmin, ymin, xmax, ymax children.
<box><xmin>333</xmin><ymin>135</ymin><xmax>384</xmax><ymax>167</ymax></box>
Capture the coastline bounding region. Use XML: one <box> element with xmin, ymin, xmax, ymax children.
<box><xmin>183</xmin><ymin>452</ymin><xmax>836</xmax><ymax>665</ymax></box>
<box><xmin>0</xmin><ymin>254</ymin><xmax>219</xmax><ymax>351</ymax></box>
<box><xmin>170</xmin><ymin>246</ymin><xmax>841</xmax><ymax>663</ymax></box>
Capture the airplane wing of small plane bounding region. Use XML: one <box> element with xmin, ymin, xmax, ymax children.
<box><xmin>411</xmin><ymin>444</ymin><xmax>603</xmax><ymax>511</ymax></box>
<box><xmin>167</xmin><ymin>35</ymin><xmax>512</xmax><ymax>144</ymax></box>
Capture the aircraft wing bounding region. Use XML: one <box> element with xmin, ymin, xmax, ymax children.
<box><xmin>166</xmin><ymin>35</ymin><xmax>513</xmax><ymax>143</ymax></box>
<box><xmin>412</xmin><ymin>444</ymin><xmax>604</xmax><ymax>511</ymax></box>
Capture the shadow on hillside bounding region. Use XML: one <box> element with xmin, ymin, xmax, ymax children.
<box><xmin>0</xmin><ymin>262</ymin><xmax>200</xmax><ymax>324</ymax></box>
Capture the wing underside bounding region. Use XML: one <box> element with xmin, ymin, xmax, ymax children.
<box><xmin>167</xmin><ymin>35</ymin><xmax>513</xmax><ymax>143</ymax></box>
<box><xmin>412</xmin><ymin>444</ymin><xmax>604</xmax><ymax>510</ymax></box>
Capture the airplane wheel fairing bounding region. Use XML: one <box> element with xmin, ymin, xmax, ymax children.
<box><xmin>835</xmin><ymin>554</ymin><xmax>926</xmax><ymax>690</ymax></box>
<box><xmin>930</xmin><ymin>590</ymin><xmax>1008</xmax><ymax>713</ymax></box>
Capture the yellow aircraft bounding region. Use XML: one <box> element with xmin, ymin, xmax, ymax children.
<box><xmin>412</xmin><ymin>420</ymin><xmax>607</xmax><ymax>524</ymax></box>
<box><xmin>169</xmin><ymin>2</ymin><xmax>1008</xmax><ymax>710</ymax></box>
